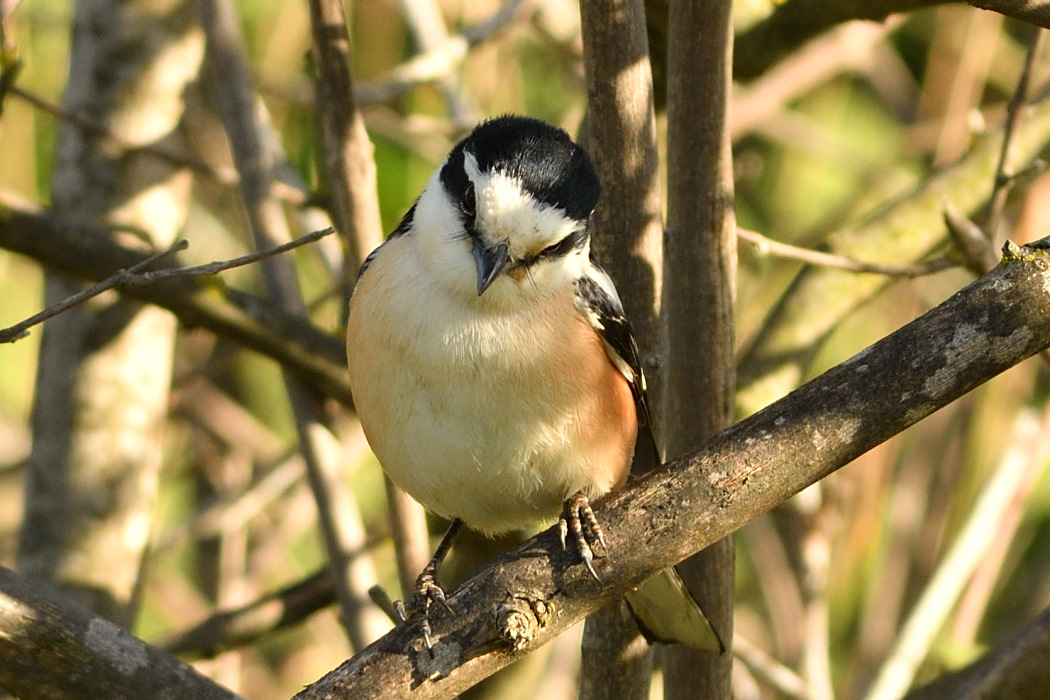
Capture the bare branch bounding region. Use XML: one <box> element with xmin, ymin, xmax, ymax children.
<box><xmin>734</xmin><ymin>0</ymin><xmax>941</xmax><ymax>82</ymax></box>
<box><xmin>308</xmin><ymin>0</ymin><xmax>383</xmax><ymax>276</ymax></box>
<box><xmin>966</xmin><ymin>0</ymin><xmax>1050</xmax><ymax>31</ymax></box>
<box><xmin>0</xmin><ymin>201</ymin><xmax>352</xmax><ymax>406</ymax></box>
<box><xmin>985</xmin><ymin>26</ymin><xmax>1045</xmax><ymax>238</ymax></box>
<box><xmin>737</xmin><ymin>228</ymin><xmax>956</xmax><ymax>277</ymax></box>
<box><xmin>662</xmin><ymin>0</ymin><xmax>737</xmax><ymax>696</ymax></box>
<box><xmin>0</xmin><ymin>566</ymin><xmax>242</xmax><ymax>700</ymax></box>
<box><xmin>195</xmin><ymin>0</ymin><xmax>389</xmax><ymax>652</ymax></box>
<box><xmin>579</xmin><ymin>0</ymin><xmax>663</xmax><ymax>692</ymax></box>
<box><xmin>354</xmin><ymin>0</ymin><xmax>529</xmax><ymax>106</ymax></box>
<box><xmin>293</xmin><ymin>241</ymin><xmax>1050</xmax><ymax>699</ymax></box>
<box><xmin>0</xmin><ymin>240</ymin><xmax>187</xmax><ymax>343</ymax></box>
<box><xmin>158</xmin><ymin>569</ymin><xmax>336</xmax><ymax>660</ymax></box>
<box><xmin>0</xmin><ymin>228</ymin><xmax>335</xmax><ymax>344</ymax></box>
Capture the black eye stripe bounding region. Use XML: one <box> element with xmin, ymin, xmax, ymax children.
<box><xmin>533</xmin><ymin>228</ymin><xmax>588</xmax><ymax>262</ymax></box>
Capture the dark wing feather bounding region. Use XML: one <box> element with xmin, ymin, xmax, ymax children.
<box><xmin>574</xmin><ymin>264</ymin><xmax>660</xmax><ymax>471</ymax></box>
<box><xmin>573</xmin><ymin>267</ymin><xmax>651</xmax><ymax>427</ymax></box>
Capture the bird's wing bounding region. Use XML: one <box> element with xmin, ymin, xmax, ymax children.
<box><xmin>573</xmin><ymin>264</ymin><xmax>652</xmax><ymax>428</ymax></box>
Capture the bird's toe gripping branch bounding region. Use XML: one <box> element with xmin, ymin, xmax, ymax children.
<box><xmin>559</xmin><ymin>491</ymin><xmax>608</xmax><ymax>581</ymax></box>
<box><xmin>394</xmin><ymin>563</ymin><xmax>456</xmax><ymax>654</ymax></box>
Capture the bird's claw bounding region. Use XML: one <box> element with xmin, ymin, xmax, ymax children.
<box><xmin>559</xmin><ymin>491</ymin><xmax>607</xmax><ymax>581</ymax></box>
<box><xmin>395</xmin><ymin>566</ymin><xmax>455</xmax><ymax>655</ymax></box>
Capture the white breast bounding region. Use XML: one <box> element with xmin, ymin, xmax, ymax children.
<box><xmin>346</xmin><ymin>236</ymin><xmax>636</xmax><ymax>534</ymax></box>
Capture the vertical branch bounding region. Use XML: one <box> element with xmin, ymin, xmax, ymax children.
<box><xmin>661</xmin><ymin>1</ymin><xmax>736</xmax><ymax>699</ymax></box>
<box><xmin>307</xmin><ymin>0</ymin><xmax>384</xmax><ymax>280</ymax></box>
<box><xmin>984</xmin><ymin>25</ymin><xmax>1044</xmax><ymax>239</ymax></box>
<box><xmin>579</xmin><ymin>0</ymin><xmax>663</xmax><ymax>696</ymax></box>
<box><xmin>194</xmin><ymin>0</ymin><xmax>390</xmax><ymax>652</ymax></box>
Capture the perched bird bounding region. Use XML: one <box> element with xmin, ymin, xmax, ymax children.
<box><xmin>346</xmin><ymin>115</ymin><xmax>723</xmax><ymax>653</ymax></box>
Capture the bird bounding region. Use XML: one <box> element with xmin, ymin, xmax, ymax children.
<box><xmin>346</xmin><ymin>114</ymin><xmax>723</xmax><ymax>654</ymax></box>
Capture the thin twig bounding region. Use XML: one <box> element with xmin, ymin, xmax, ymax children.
<box><xmin>158</xmin><ymin>569</ymin><xmax>336</xmax><ymax>660</ymax></box>
<box><xmin>129</xmin><ymin>227</ymin><xmax>335</xmax><ymax>284</ymax></box>
<box><xmin>0</xmin><ymin>241</ymin><xmax>187</xmax><ymax>344</ymax></box>
<box><xmin>737</xmin><ymin>228</ymin><xmax>956</xmax><ymax>277</ymax></box>
<box><xmin>984</xmin><ymin>27</ymin><xmax>1044</xmax><ymax>238</ymax></box>
<box><xmin>943</xmin><ymin>198</ymin><xmax>998</xmax><ymax>274</ymax></box>
<box><xmin>0</xmin><ymin>228</ymin><xmax>335</xmax><ymax>344</ymax></box>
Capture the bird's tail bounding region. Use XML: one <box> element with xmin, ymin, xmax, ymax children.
<box><xmin>623</xmin><ymin>566</ymin><xmax>726</xmax><ymax>653</ymax></box>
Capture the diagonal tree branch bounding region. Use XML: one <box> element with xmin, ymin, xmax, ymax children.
<box><xmin>293</xmin><ymin>239</ymin><xmax>1050</xmax><ymax>699</ymax></box>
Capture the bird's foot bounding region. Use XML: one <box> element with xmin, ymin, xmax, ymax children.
<box><xmin>559</xmin><ymin>491</ymin><xmax>608</xmax><ymax>581</ymax></box>
<box><xmin>395</xmin><ymin>563</ymin><xmax>456</xmax><ymax>653</ymax></box>
<box><xmin>395</xmin><ymin>519</ymin><xmax>462</xmax><ymax>654</ymax></box>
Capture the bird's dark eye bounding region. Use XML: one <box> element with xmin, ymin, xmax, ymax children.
<box><xmin>462</xmin><ymin>183</ymin><xmax>477</xmax><ymax>218</ymax></box>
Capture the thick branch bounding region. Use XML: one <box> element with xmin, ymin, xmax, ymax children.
<box><xmin>294</xmin><ymin>241</ymin><xmax>1050</xmax><ymax>698</ymax></box>
<box><xmin>0</xmin><ymin>566</ymin><xmax>241</xmax><ymax>700</ymax></box>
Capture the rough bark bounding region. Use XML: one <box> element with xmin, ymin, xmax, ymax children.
<box><xmin>0</xmin><ymin>565</ymin><xmax>242</xmax><ymax>700</ymax></box>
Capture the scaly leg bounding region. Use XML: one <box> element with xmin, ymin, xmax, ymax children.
<box><xmin>395</xmin><ymin>518</ymin><xmax>463</xmax><ymax>651</ymax></box>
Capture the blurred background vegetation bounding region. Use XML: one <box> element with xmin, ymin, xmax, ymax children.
<box><xmin>1</xmin><ymin>1</ymin><xmax>1050</xmax><ymax>698</ymax></box>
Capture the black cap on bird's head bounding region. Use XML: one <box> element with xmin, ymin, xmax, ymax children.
<box><xmin>439</xmin><ymin>116</ymin><xmax>601</xmax><ymax>295</ymax></box>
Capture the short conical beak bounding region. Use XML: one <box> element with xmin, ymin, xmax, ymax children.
<box><xmin>473</xmin><ymin>240</ymin><xmax>510</xmax><ymax>295</ymax></box>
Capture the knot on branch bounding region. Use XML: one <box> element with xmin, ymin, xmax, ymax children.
<box><xmin>491</xmin><ymin>592</ymin><xmax>552</xmax><ymax>651</ymax></box>
<box><xmin>1001</xmin><ymin>238</ymin><xmax>1050</xmax><ymax>269</ymax></box>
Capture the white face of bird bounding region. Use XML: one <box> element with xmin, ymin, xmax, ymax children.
<box><xmin>414</xmin><ymin>116</ymin><xmax>601</xmax><ymax>309</ymax></box>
